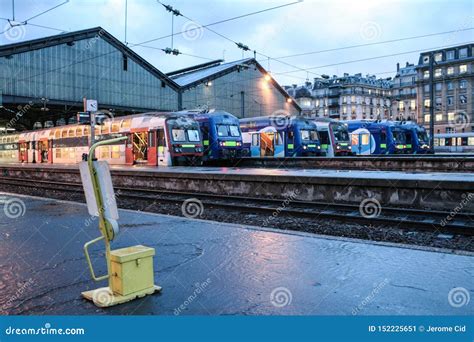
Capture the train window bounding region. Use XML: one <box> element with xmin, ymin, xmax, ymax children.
<box><xmin>68</xmin><ymin>128</ymin><xmax>75</xmax><ymax>137</ymax></box>
<box><xmin>75</xmin><ymin>127</ymin><xmax>83</xmax><ymax>137</ymax></box>
<box><xmin>457</xmin><ymin>137</ymin><xmax>462</xmax><ymax>146</ymax></box>
<box><xmin>95</xmin><ymin>126</ymin><xmax>100</xmax><ymax>136</ymax></box>
<box><xmin>187</xmin><ymin>129</ymin><xmax>200</xmax><ymax>142</ymax></box>
<box><xmin>434</xmin><ymin>138</ymin><xmax>439</xmax><ymax>146</ymax></box>
<box><xmin>111</xmin><ymin>123</ymin><xmax>120</xmax><ymax>133</ymax></box>
<box><xmin>102</xmin><ymin>124</ymin><xmax>110</xmax><ymax>134</ymax></box>
<box><xmin>54</xmin><ymin>130</ymin><xmax>60</xmax><ymax>139</ymax></box>
<box><xmin>100</xmin><ymin>146</ymin><xmax>109</xmax><ymax>159</ymax></box>
<box><xmin>288</xmin><ymin>131</ymin><xmax>294</xmax><ymax>139</ymax></box>
<box><xmin>61</xmin><ymin>129</ymin><xmax>68</xmax><ymax>138</ymax></box>
<box><xmin>301</xmin><ymin>130</ymin><xmax>310</xmax><ymax>141</ymax></box>
<box><xmin>148</xmin><ymin>131</ymin><xmax>156</xmax><ymax>147</ymax></box>
<box><xmin>157</xmin><ymin>129</ymin><xmax>166</xmax><ymax>147</ymax></box>
<box><xmin>275</xmin><ymin>132</ymin><xmax>283</xmax><ymax>145</ymax></box>
<box><xmin>84</xmin><ymin>127</ymin><xmax>90</xmax><ymax>136</ymax></box>
<box><xmin>216</xmin><ymin>125</ymin><xmax>229</xmax><ymax>137</ymax></box>
<box><xmin>171</xmin><ymin>129</ymin><xmax>186</xmax><ymax>142</ymax></box>
<box><xmin>461</xmin><ymin>137</ymin><xmax>468</xmax><ymax>146</ymax></box>
<box><xmin>229</xmin><ymin>125</ymin><xmax>240</xmax><ymax>137</ymax></box>
<box><xmin>121</xmin><ymin>119</ymin><xmax>131</xmax><ymax>129</ymax></box>
<box><xmin>49</xmin><ymin>130</ymin><xmax>55</xmax><ymax>138</ymax></box>
<box><xmin>380</xmin><ymin>132</ymin><xmax>387</xmax><ymax>142</ymax></box>
<box><xmin>468</xmin><ymin>137</ymin><xmax>474</xmax><ymax>146</ymax></box>
<box><xmin>252</xmin><ymin>134</ymin><xmax>259</xmax><ymax>146</ymax></box>
<box><xmin>56</xmin><ymin>149</ymin><xmax>61</xmax><ymax>159</ymax></box>
<box><xmin>111</xmin><ymin>145</ymin><xmax>120</xmax><ymax>158</ymax></box>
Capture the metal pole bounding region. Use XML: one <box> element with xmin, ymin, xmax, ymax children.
<box><xmin>90</xmin><ymin>112</ymin><xmax>95</xmax><ymax>158</ymax></box>
<box><xmin>171</xmin><ymin>14</ymin><xmax>174</xmax><ymax>49</ymax></box>
<box><xmin>429</xmin><ymin>52</ymin><xmax>434</xmax><ymax>150</ymax></box>
<box><xmin>124</xmin><ymin>0</ymin><xmax>128</xmax><ymax>44</ymax></box>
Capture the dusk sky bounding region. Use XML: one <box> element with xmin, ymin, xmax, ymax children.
<box><xmin>1</xmin><ymin>0</ymin><xmax>473</xmax><ymax>85</ymax></box>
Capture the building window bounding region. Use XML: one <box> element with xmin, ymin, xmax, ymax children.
<box><xmin>459</xmin><ymin>48</ymin><xmax>468</xmax><ymax>58</ymax></box>
<box><xmin>448</xmin><ymin>112</ymin><xmax>455</xmax><ymax>121</ymax></box>
<box><xmin>435</xmin><ymin>83</ymin><xmax>442</xmax><ymax>91</ymax></box>
<box><xmin>435</xmin><ymin>97</ymin><xmax>442</xmax><ymax>109</ymax></box>
<box><xmin>410</xmin><ymin>100</ymin><xmax>416</xmax><ymax>110</ymax></box>
<box><xmin>351</xmin><ymin>96</ymin><xmax>355</xmax><ymax>103</ymax></box>
<box><xmin>434</xmin><ymin>53</ymin><xmax>443</xmax><ymax>62</ymax></box>
<box><xmin>398</xmin><ymin>102</ymin><xmax>404</xmax><ymax>110</ymax></box>
<box><xmin>460</xmin><ymin>80</ymin><xmax>467</xmax><ymax>89</ymax></box>
<box><xmin>447</xmin><ymin>96</ymin><xmax>454</xmax><ymax>106</ymax></box>
<box><xmin>424</xmin><ymin>99</ymin><xmax>430</xmax><ymax>108</ymax></box>
<box><xmin>434</xmin><ymin>68</ymin><xmax>442</xmax><ymax>77</ymax></box>
<box><xmin>424</xmin><ymin>84</ymin><xmax>430</xmax><ymax>92</ymax></box>
<box><xmin>423</xmin><ymin>70</ymin><xmax>430</xmax><ymax>79</ymax></box>
<box><xmin>446</xmin><ymin>50</ymin><xmax>455</xmax><ymax>60</ymax></box>
<box><xmin>351</xmin><ymin>106</ymin><xmax>356</xmax><ymax>114</ymax></box>
<box><xmin>422</xmin><ymin>55</ymin><xmax>430</xmax><ymax>64</ymax></box>
<box><xmin>447</xmin><ymin>82</ymin><xmax>454</xmax><ymax>90</ymax></box>
<box><xmin>435</xmin><ymin>113</ymin><xmax>443</xmax><ymax>122</ymax></box>
<box><xmin>447</xmin><ymin>66</ymin><xmax>454</xmax><ymax>75</ymax></box>
<box><xmin>460</xmin><ymin>95</ymin><xmax>467</xmax><ymax>104</ymax></box>
<box><xmin>459</xmin><ymin>64</ymin><xmax>467</xmax><ymax>73</ymax></box>
<box><xmin>424</xmin><ymin>114</ymin><xmax>430</xmax><ymax>122</ymax></box>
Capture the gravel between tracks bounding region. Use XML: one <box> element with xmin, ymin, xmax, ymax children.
<box><xmin>2</xmin><ymin>184</ymin><xmax>473</xmax><ymax>253</ymax></box>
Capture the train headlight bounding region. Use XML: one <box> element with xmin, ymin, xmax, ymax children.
<box><xmin>317</xmin><ymin>146</ymin><xmax>320</xmax><ymax>149</ymax></box>
<box><xmin>196</xmin><ymin>147</ymin><xmax>202</xmax><ymax>152</ymax></box>
<box><xmin>303</xmin><ymin>145</ymin><xmax>307</xmax><ymax>150</ymax></box>
<box><xmin>174</xmin><ymin>147</ymin><xmax>182</xmax><ymax>153</ymax></box>
<box><xmin>336</xmin><ymin>146</ymin><xmax>340</xmax><ymax>149</ymax></box>
<box><xmin>236</xmin><ymin>141</ymin><xmax>242</xmax><ymax>147</ymax></box>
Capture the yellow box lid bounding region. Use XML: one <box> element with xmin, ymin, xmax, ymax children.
<box><xmin>110</xmin><ymin>245</ymin><xmax>155</xmax><ymax>263</ymax></box>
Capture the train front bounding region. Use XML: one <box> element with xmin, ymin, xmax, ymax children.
<box><xmin>212</xmin><ymin>114</ymin><xmax>244</xmax><ymax>161</ymax></box>
<box><xmin>389</xmin><ymin>126</ymin><xmax>409</xmax><ymax>154</ymax></box>
<box><xmin>330</xmin><ymin>122</ymin><xmax>352</xmax><ymax>156</ymax></box>
<box><xmin>413</xmin><ymin>126</ymin><xmax>432</xmax><ymax>154</ymax></box>
<box><xmin>293</xmin><ymin>119</ymin><xmax>322</xmax><ymax>156</ymax></box>
<box><xmin>166</xmin><ymin>116</ymin><xmax>204</xmax><ymax>166</ymax></box>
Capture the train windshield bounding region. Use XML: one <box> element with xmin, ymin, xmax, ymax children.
<box><xmin>216</xmin><ymin>125</ymin><xmax>240</xmax><ymax>137</ymax></box>
<box><xmin>331</xmin><ymin>124</ymin><xmax>349</xmax><ymax>142</ymax></box>
<box><xmin>417</xmin><ymin>130</ymin><xmax>429</xmax><ymax>143</ymax></box>
<box><xmin>187</xmin><ymin>129</ymin><xmax>200</xmax><ymax>142</ymax></box>
<box><xmin>300</xmin><ymin>129</ymin><xmax>318</xmax><ymax>141</ymax></box>
<box><xmin>392</xmin><ymin>129</ymin><xmax>406</xmax><ymax>143</ymax></box>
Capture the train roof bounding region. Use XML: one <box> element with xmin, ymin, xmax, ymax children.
<box><xmin>435</xmin><ymin>132</ymin><xmax>474</xmax><ymax>138</ymax></box>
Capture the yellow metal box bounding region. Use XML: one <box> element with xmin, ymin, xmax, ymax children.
<box><xmin>110</xmin><ymin>245</ymin><xmax>155</xmax><ymax>296</ymax></box>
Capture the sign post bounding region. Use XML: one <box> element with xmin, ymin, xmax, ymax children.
<box><xmin>79</xmin><ymin>137</ymin><xmax>161</xmax><ymax>307</ymax></box>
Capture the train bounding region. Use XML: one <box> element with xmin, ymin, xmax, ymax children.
<box><xmin>239</xmin><ymin>116</ymin><xmax>323</xmax><ymax>158</ymax></box>
<box><xmin>313</xmin><ymin>119</ymin><xmax>352</xmax><ymax>157</ymax></box>
<box><xmin>0</xmin><ymin>112</ymin><xmax>204</xmax><ymax>166</ymax></box>
<box><xmin>434</xmin><ymin>132</ymin><xmax>474</xmax><ymax>154</ymax></box>
<box><xmin>345</xmin><ymin>120</ymin><xmax>413</xmax><ymax>155</ymax></box>
<box><xmin>178</xmin><ymin>110</ymin><xmax>245</xmax><ymax>163</ymax></box>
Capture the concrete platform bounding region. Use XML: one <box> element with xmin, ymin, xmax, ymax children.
<box><xmin>0</xmin><ymin>192</ymin><xmax>472</xmax><ymax>315</ymax></box>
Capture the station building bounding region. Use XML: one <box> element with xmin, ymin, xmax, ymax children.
<box><xmin>0</xmin><ymin>27</ymin><xmax>180</xmax><ymax>130</ymax></box>
<box><xmin>0</xmin><ymin>28</ymin><xmax>299</xmax><ymax>131</ymax></box>
<box><xmin>169</xmin><ymin>58</ymin><xmax>300</xmax><ymax>118</ymax></box>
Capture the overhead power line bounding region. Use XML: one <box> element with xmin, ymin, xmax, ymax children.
<box><xmin>275</xmin><ymin>27</ymin><xmax>474</xmax><ymax>59</ymax></box>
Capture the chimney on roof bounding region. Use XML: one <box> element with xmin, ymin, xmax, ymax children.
<box><xmin>397</xmin><ymin>63</ymin><xmax>400</xmax><ymax>72</ymax></box>
<box><xmin>292</xmin><ymin>84</ymin><xmax>297</xmax><ymax>88</ymax></box>
<box><xmin>344</xmin><ymin>73</ymin><xmax>349</xmax><ymax>77</ymax></box>
<box><xmin>406</xmin><ymin>62</ymin><xmax>409</xmax><ymax>67</ymax></box>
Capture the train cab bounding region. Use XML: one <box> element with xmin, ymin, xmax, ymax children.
<box><xmin>314</xmin><ymin>119</ymin><xmax>352</xmax><ymax>157</ymax></box>
<box><xmin>398</xmin><ymin>122</ymin><xmax>432</xmax><ymax>154</ymax></box>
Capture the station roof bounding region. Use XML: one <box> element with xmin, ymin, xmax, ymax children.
<box><xmin>169</xmin><ymin>58</ymin><xmax>301</xmax><ymax>111</ymax></box>
<box><xmin>0</xmin><ymin>26</ymin><xmax>180</xmax><ymax>91</ymax></box>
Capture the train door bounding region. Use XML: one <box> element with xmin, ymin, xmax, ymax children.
<box><xmin>132</xmin><ymin>131</ymin><xmax>148</xmax><ymax>164</ymax></box>
<box><xmin>456</xmin><ymin>137</ymin><xmax>463</xmax><ymax>153</ymax></box>
<box><xmin>19</xmin><ymin>142</ymin><xmax>28</xmax><ymax>162</ymax></box>
<box><xmin>286</xmin><ymin>130</ymin><xmax>295</xmax><ymax>156</ymax></box>
<box><xmin>201</xmin><ymin>123</ymin><xmax>211</xmax><ymax>160</ymax></box>
<box><xmin>318</xmin><ymin>130</ymin><xmax>332</xmax><ymax>157</ymax></box>
<box><xmin>274</xmin><ymin>132</ymin><xmax>285</xmax><ymax>157</ymax></box>
<box><xmin>147</xmin><ymin>131</ymin><xmax>157</xmax><ymax>166</ymax></box>
<box><xmin>250</xmin><ymin>133</ymin><xmax>260</xmax><ymax>157</ymax></box>
<box><xmin>38</xmin><ymin>140</ymin><xmax>49</xmax><ymax>163</ymax></box>
<box><xmin>157</xmin><ymin>128</ymin><xmax>169</xmax><ymax>166</ymax></box>
<box><xmin>260</xmin><ymin>132</ymin><xmax>274</xmax><ymax>157</ymax></box>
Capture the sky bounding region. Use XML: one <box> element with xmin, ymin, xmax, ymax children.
<box><xmin>0</xmin><ymin>0</ymin><xmax>473</xmax><ymax>86</ymax></box>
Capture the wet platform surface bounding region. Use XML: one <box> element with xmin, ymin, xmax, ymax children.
<box><xmin>0</xmin><ymin>192</ymin><xmax>473</xmax><ymax>315</ymax></box>
<box><xmin>1</xmin><ymin>162</ymin><xmax>473</xmax><ymax>183</ymax></box>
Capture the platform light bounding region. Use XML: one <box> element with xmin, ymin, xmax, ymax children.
<box><xmin>286</xmin><ymin>98</ymin><xmax>293</xmax><ymax>103</ymax></box>
<box><xmin>264</xmin><ymin>74</ymin><xmax>271</xmax><ymax>82</ymax></box>
<box><xmin>205</xmin><ymin>81</ymin><xmax>212</xmax><ymax>87</ymax></box>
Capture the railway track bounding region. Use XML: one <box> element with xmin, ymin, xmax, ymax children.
<box><xmin>0</xmin><ymin>176</ymin><xmax>472</xmax><ymax>236</ymax></box>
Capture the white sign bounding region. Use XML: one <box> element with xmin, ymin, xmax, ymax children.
<box><xmin>86</xmin><ymin>99</ymin><xmax>98</xmax><ymax>112</ymax></box>
<box><xmin>79</xmin><ymin>161</ymin><xmax>119</xmax><ymax>221</ymax></box>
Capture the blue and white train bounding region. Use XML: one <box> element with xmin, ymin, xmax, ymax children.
<box><xmin>240</xmin><ymin>116</ymin><xmax>323</xmax><ymax>158</ymax></box>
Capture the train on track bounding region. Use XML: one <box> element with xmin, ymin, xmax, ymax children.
<box><xmin>0</xmin><ymin>112</ymin><xmax>204</xmax><ymax>166</ymax></box>
<box><xmin>434</xmin><ymin>132</ymin><xmax>474</xmax><ymax>154</ymax></box>
<box><xmin>312</xmin><ymin>119</ymin><xmax>352</xmax><ymax>157</ymax></box>
<box><xmin>345</xmin><ymin>120</ymin><xmax>433</xmax><ymax>155</ymax></box>
<box><xmin>178</xmin><ymin>110</ymin><xmax>245</xmax><ymax>163</ymax></box>
<box><xmin>239</xmin><ymin>115</ymin><xmax>324</xmax><ymax>157</ymax></box>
